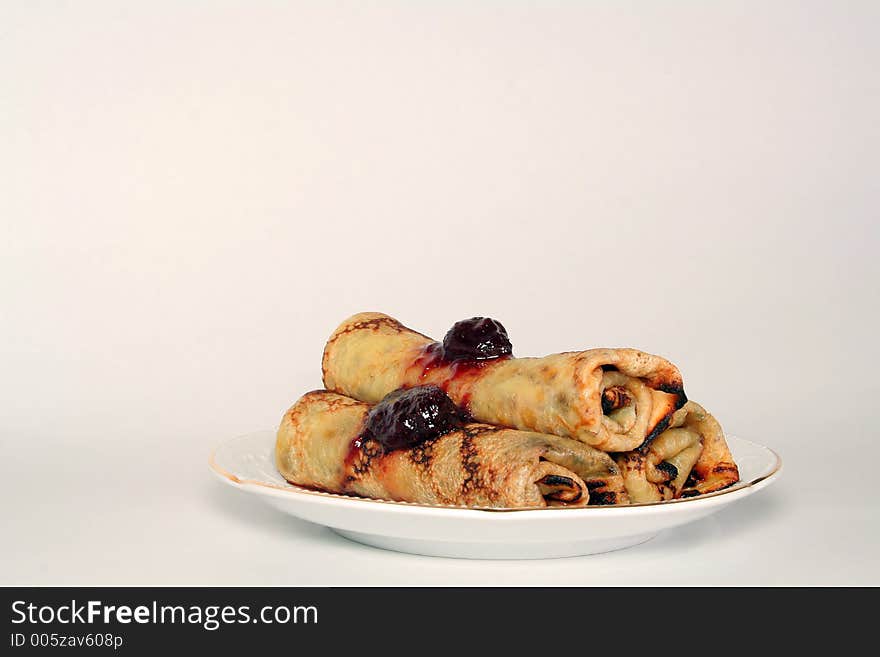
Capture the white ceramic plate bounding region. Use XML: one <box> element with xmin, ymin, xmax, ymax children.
<box><xmin>209</xmin><ymin>431</ymin><xmax>781</xmax><ymax>559</ymax></box>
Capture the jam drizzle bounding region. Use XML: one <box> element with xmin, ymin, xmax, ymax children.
<box><xmin>407</xmin><ymin>341</ymin><xmax>510</xmax><ymax>414</ymax></box>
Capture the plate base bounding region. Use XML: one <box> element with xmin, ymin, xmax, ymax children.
<box><xmin>332</xmin><ymin>529</ymin><xmax>658</xmax><ymax>559</ymax></box>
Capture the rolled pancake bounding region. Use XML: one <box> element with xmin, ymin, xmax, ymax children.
<box><xmin>322</xmin><ymin>312</ymin><xmax>686</xmax><ymax>452</ymax></box>
<box><xmin>276</xmin><ymin>390</ymin><xmax>629</xmax><ymax>508</ymax></box>
<box><xmin>679</xmin><ymin>401</ymin><xmax>740</xmax><ymax>498</ymax></box>
<box><xmin>616</xmin><ymin>401</ymin><xmax>740</xmax><ymax>503</ymax></box>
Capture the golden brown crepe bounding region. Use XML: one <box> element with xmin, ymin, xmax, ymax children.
<box><xmin>679</xmin><ymin>401</ymin><xmax>741</xmax><ymax>498</ymax></box>
<box><xmin>275</xmin><ymin>390</ymin><xmax>629</xmax><ymax>508</ymax></box>
<box><xmin>322</xmin><ymin>312</ymin><xmax>687</xmax><ymax>452</ymax></box>
<box><xmin>616</xmin><ymin>401</ymin><xmax>740</xmax><ymax>503</ymax></box>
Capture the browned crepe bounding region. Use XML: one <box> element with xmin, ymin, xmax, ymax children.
<box><xmin>275</xmin><ymin>390</ymin><xmax>629</xmax><ymax>508</ymax></box>
<box><xmin>322</xmin><ymin>312</ymin><xmax>686</xmax><ymax>452</ymax></box>
<box><xmin>616</xmin><ymin>401</ymin><xmax>740</xmax><ymax>503</ymax></box>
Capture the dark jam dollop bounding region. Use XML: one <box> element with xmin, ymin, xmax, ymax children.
<box><xmin>441</xmin><ymin>317</ymin><xmax>513</xmax><ymax>362</ymax></box>
<box><xmin>363</xmin><ymin>385</ymin><xmax>466</xmax><ymax>452</ymax></box>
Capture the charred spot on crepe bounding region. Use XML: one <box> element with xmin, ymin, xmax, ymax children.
<box><xmin>541</xmin><ymin>474</ymin><xmax>577</xmax><ymax>488</ymax></box>
<box><xmin>602</xmin><ymin>386</ymin><xmax>633</xmax><ymax>416</ymax></box>
<box><xmin>655</xmin><ymin>461</ymin><xmax>679</xmax><ymax>482</ymax></box>
<box><xmin>583</xmin><ymin>478</ymin><xmax>627</xmax><ymax>505</ymax></box>
<box><xmin>538</xmin><ymin>474</ymin><xmax>583</xmax><ymax>503</ymax></box>
<box><xmin>441</xmin><ymin>317</ymin><xmax>513</xmax><ymax>362</ymax></box>
<box><xmin>636</xmin><ymin>413</ymin><xmax>674</xmax><ymax>454</ymax></box>
<box><xmin>342</xmin><ymin>435</ymin><xmax>380</xmax><ymax>489</ymax></box>
<box><xmin>457</xmin><ymin>425</ymin><xmax>502</xmax><ymax>498</ymax></box>
<box><xmin>298</xmin><ymin>390</ymin><xmax>360</xmax><ymax>414</ymax></box>
<box><xmin>362</xmin><ymin>386</ymin><xmax>467</xmax><ymax>452</ymax></box>
<box><xmin>459</xmin><ymin>429</ymin><xmax>486</xmax><ymax>499</ymax></box>
<box><xmin>325</xmin><ymin>314</ymin><xmax>413</xmax><ymax>343</ymax></box>
<box><xmin>656</xmin><ymin>382</ymin><xmax>688</xmax><ymax>408</ymax></box>
<box><xmin>618</xmin><ymin>451</ymin><xmax>646</xmax><ymax>468</ymax></box>
<box><xmin>408</xmin><ymin>441</ymin><xmax>434</xmax><ymax>467</ymax></box>
<box><xmin>588</xmin><ymin>491</ymin><xmax>618</xmax><ymax>505</ymax></box>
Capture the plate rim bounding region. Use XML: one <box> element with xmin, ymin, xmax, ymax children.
<box><xmin>209</xmin><ymin>431</ymin><xmax>782</xmax><ymax>516</ymax></box>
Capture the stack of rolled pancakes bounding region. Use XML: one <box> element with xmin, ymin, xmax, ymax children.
<box><xmin>275</xmin><ymin>312</ymin><xmax>740</xmax><ymax>509</ymax></box>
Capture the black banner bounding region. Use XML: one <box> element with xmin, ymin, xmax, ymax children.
<box><xmin>0</xmin><ymin>587</ymin><xmax>870</xmax><ymax>652</ymax></box>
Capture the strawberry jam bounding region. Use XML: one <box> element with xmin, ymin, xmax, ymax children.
<box><xmin>442</xmin><ymin>317</ymin><xmax>513</xmax><ymax>362</ymax></box>
<box><xmin>362</xmin><ymin>386</ymin><xmax>466</xmax><ymax>452</ymax></box>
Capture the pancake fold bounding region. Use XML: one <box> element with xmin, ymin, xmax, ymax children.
<box><xmin>616</xmin><ymin>401</ymin><xmax>740</xmax><ymax>503</ymax></box>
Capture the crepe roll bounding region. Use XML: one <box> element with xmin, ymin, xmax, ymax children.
<box><xmin>322</xmin><ymin>312</ymin><xmax>686</xmax><ymax>452</ymax></box>
<box><xmin>275</xmin><ymin>390</ymin><xmax>629</xmax><ymax>508</ymax></box>
<box><xmin>679</xmin><ymin>401</ymin><xmax>740</xmax><ymax>498</ymax></box>
<box><xmin>616</xmin><ymin>401</ymin><xmax>740</xmax><ymax>503</ymax></box>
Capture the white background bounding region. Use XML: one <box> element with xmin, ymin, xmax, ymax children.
<box><xmin>2</xmin><ymin>1</ymin><xmax>878</xmax><ymax>585</ymax></box>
